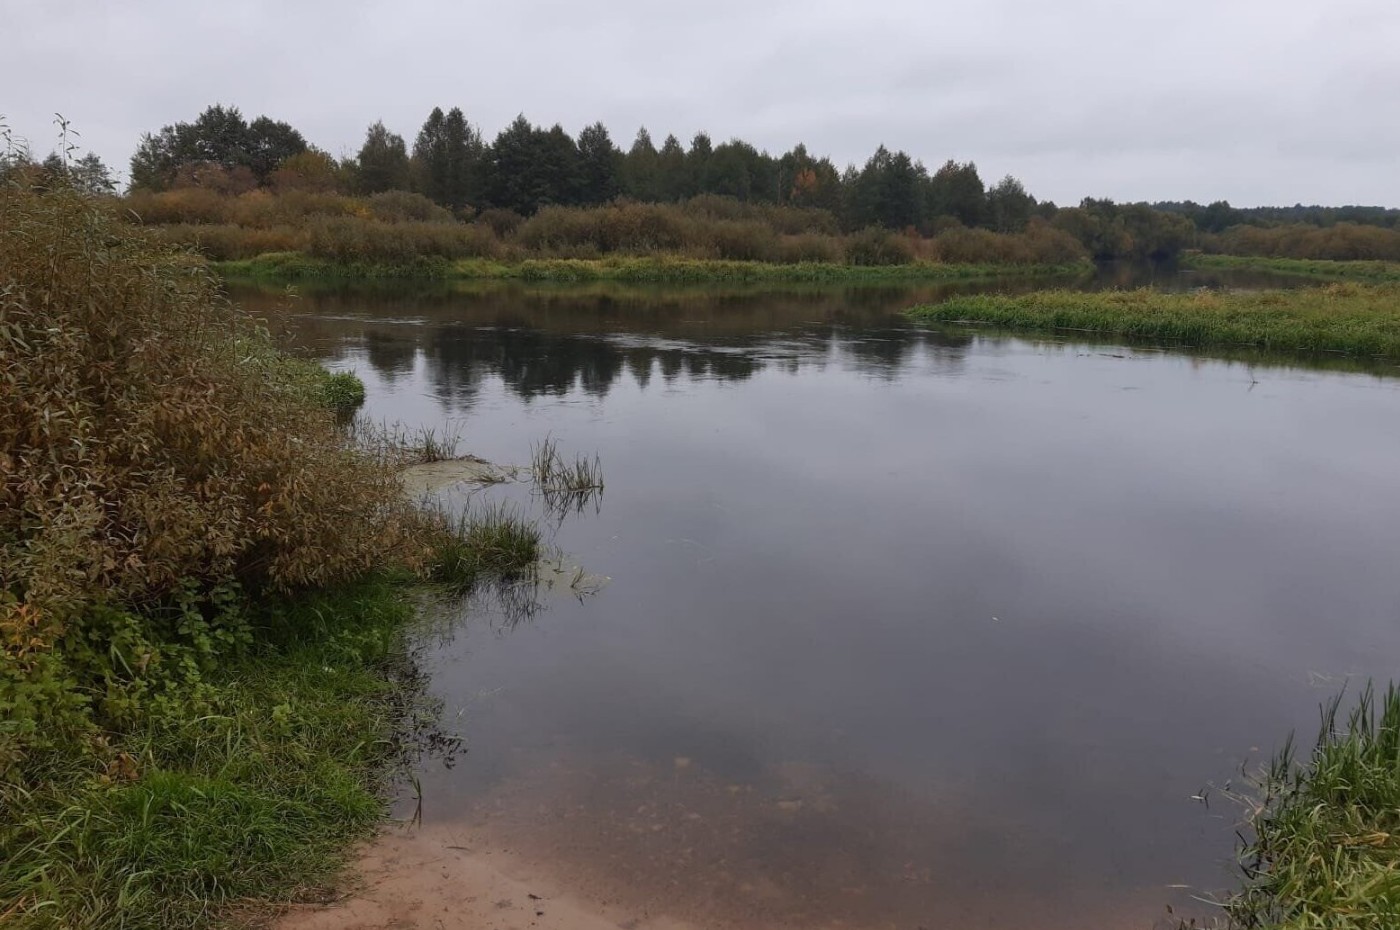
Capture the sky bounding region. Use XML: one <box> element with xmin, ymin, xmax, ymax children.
<box><xmin>4</xmin><ymin>0</ymin><xmax>1398</xmax><ymax>207</ymax></box>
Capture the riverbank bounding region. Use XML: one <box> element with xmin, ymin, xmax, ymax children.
<box><xmin>0</xmin><ymin>184</ymin><xmax>539</xmax><ymax>929</ymax></box>
<box><xmin>1184</xmin><ymin>253</ymin><xmax>1400</xmax><ymax>281</ymax></box>
<box><xmin>216</xmin><ymin>252</ymin><xmax>1092</xmax><ymax>283</ymax></box>
<box><xmin>0</xmin><ymin>579</ymin><xmax>420</xmax><ymax>929</ymax></box>
<box><xmin>907</xmin><ymin>283</ymin><xmax>1400</xmax><ymax>358</ymax></box>
<box><xmin>1220</xmin><ymin>685</ymin><xmax>1400</xmax><ymax>929</ymax></box>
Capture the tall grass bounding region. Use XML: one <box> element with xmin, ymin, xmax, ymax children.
<box><xmin>1221</xmin><ymin>684</ymin><xmax>1400</xmax><ymax>929</ymax></box>
<box><xmin>908</xmin><ymin>285</ymin><xmax>1400</xmax><ymax>358</ymax></box>
<box><xmin>424</xmin><ymin>501</ymin><xmax>542</xmax><ymax>591</ymax></box>
<box><xmin>531</xmin><ymin>437</ymin><xmax>605</xmax><ymax>517</ymax></box>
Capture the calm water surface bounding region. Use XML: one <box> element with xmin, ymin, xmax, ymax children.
<box><xmin>239</xmin><ymin>274</ymin><xmax>1400</xmax><ymax>929</ymax></box>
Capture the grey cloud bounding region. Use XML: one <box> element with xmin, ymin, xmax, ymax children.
<box><xmin>4</xmin><ymin>0</ymin><xmax>1397</xmax><ymax>206</ymax></box>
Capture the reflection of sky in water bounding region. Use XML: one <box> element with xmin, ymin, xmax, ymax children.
<box><xmin>241</xmin><ymin>281</ymin><xmax>1400</xmax><ymax>929</ymax></box>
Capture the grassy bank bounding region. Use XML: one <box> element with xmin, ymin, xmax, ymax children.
<box><xmin>1221</xmin><ymin>684</ymin><xmax>1400</xmax><ymax>929</ymax></box>
<box><xmin>1</xmin><ymin>579</ymin><xmax>418</xmax><ymax>928</ymax></box>
<box><xmin>217</xmin><ymin>251</ymin><xmax>1091</xmax><ymax>283</ymax></box>
<box><xmin>0</xmin><ymin>183</ymin><xmax>538</xmax><ymax>927</ymax></box>
<box><xmin>907</xmin><ymin>284</ymin><xmax>1400</xmax><ymax>358</ymax></box>
<box><xmin>1185</xmin><ymin>253</ymin><xmax>1400</xmax><ymax>282</ymax></box>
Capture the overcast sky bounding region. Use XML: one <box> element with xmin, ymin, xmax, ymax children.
<box><xmin>5</xmin><ymin>0</ymin><xmax>1397</xmax><ymax>207</ymax></box>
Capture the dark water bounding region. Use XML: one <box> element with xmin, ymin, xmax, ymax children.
<box><xmin>237</xmin><ymin>273</ymin><xmax>1400</xmax><ymax>929</ymax></box>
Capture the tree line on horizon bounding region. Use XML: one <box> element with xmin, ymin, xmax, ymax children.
<box><xmin>7</xmin><ymin>104</ymin><xmax>1400</xmax><ymax>262</ymax></box>
<box><xmin>120</xmin><ymin>104</ymin><xmax>1045</xmax><ymax>235</ymax></box>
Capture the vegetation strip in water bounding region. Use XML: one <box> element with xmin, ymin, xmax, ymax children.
<box><xmin>215</xmin><ymin>252</ymin><xmax>1091</xmax><ymax>283</ymax></box>
<box><xmin>907</xmin><ymin>284</ymin><xmax>1400</xmax><ymax>358</ymax></box>
<box><xmin>1183</xmin><ymin>253</ymin><xmax>1400</xmax><ymax>282</ymax></box>
<box><xmin>0</xmin><ymin>183</ymin><xmax>540</xmax><ymax>928</ymax></box>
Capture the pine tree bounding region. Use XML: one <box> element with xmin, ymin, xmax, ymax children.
<box><xmin>577</xmin><ymin>122</ymin><xmax>621</xmax><ymax>205</ymax></box>
<box><xmin>356</xmin><ymin>120</ymin><xmax>411</xmax><ymax>194</ymax></box>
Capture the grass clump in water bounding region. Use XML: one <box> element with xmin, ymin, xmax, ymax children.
<box><xmin>426</xmin><ymin>502</ymin><xmax>542</xmax><ymax>590</ymax></box>
<box><xmin>531</xmin><ymin>437</ymin><xmax>605</xmax><ymax>517</ymax></box>
<box><xmin>1222</xmin><ymin>684</ymin><xmax>1400</xmax><ymax>929</ymax></box>
<box><xmin>908</xmin><ymin>285</ymin><xmax>1400</xmax><ymax>359</ymax></box>
<box><xmin>317</xmin><ymin>369</ymin><xmax>367</xmax><ymax>414</ymax></box>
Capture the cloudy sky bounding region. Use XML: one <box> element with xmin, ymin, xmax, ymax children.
<box><xmin>4</xmin><ymin>0</ymin><xmax>1396</xmax><ymax>206</ymax></box>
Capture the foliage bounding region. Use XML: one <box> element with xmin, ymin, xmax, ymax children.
<box><xmin>1184</xmin><ymin>254</ymin><xmax>1400</xmax><ymax>282</ymax></box>
<box><xmin>128</xmin><ymin>104</ymin><xmax>307</xmax><ymax>191</ymax></box>
<box><xmin>354</xmin><ymin>121</ymin><xmax>410</xmax><ymax>195</ymax></box>
<box><xmin>907</xmin><ymin>284</ymin><xmax>1400</xmax><ymax>358</ymax></box>
<box><xmin>316</xmin><ymin>369</ymin><xmax>367</xmax><ymax>415</ymax></box>
<box><xmin>410</xmin><ymin>106</ymin><xmax>484</xmax><ymax>212</ymax></box>
<box><xmin>0</xmin><ymin>180</ymin><xmax>568</xmax><ymax>928</ymax></box>
<box><xmin>0</xmin><ymin>184</ymin><xmax>430</xmax><ymax>766</ymax></box>
<box><xmin>1205</xmin><ymin>223</ymin><xmax>1400</xmax><ymax>262</ymax></box>
<box><xmin>845</xmin><ymin>226</ymin><xmax>916</xmax><ymax>265</ymax></box>
<box><xmin>111</xmin><ymin>102</ymin><xmax>1254</xmax><ymax>260</ymax></box>
<box><xmin>576</xmin><ymin>121</ymin><xmax>622</xmax><ymax>205</ymax></box>
<box><xmin>0</xmin><ymin>578</ymin><xmax>419</xmax><ymax>929</ymax></box>
<box><xmin>1051</xmin><ymin>197</ymin><xmax>1196</xmax><ymax>260</ymax></box>
<box><xmin>1221</xmin><ymin>684</ymin><xmax>1400</xmax><ymax>929</ymax></box>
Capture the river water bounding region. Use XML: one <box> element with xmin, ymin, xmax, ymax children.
<box><xmin>237</xmin><ymin>271</ymin><xmax>1400</xmax><ymax>929</ymax></box>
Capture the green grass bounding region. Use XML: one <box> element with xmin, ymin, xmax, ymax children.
<box><xmin>907</xmin><ymin>285</ymin><xmax>1400</xmax><ymax>358</ymax></box>
<box><xmin>1185</xmin><ymin>254</ymin><xmax>1400</xmax><ymax>282</ymax></box>
<box><xmin>216</xmin><ymin>252</ymin><xmax>1091</xmax><ymax>284</ymax></box>
<box><xmin>427</xmin><ymin>502</ymin><xmax>542</xmax><ymax>590</ymax></box>
<box><xmin>317</xmin><ymin>370</ymin><xmax>366</xmax><ymax>414</ymax></box>
<box><xmin>217</xmin><ymin>251</ymin><xmax>454</xmax><ymax>280</ymax></box>
<box><xmin>0</xmin><ymin>578</ymin><xmax>420</xmax><ymax>929</ymax></box>
<box><xmin>1222</xmin><ymin>683</ymin><xmax>1400</xmax><ymax>929</ymax></box>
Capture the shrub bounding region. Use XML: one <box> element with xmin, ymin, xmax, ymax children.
<box><xmin>476</xmin><ymin>207</ymin><xmax>524</xmax><ymax>237</ymax></box>
<box><xmin>229</xmin><ymin>190</ymin><xmax>362</xmax><ymax>228</ymax></box>
<box><xmin>366</xmin><ymin>190</ymin><xmax>454</xmax><ymax>224</ymax></box>
<box><xmin>150</xmin><ymin>223</ymin><xmax>306</xmax><ymax>260</ymax></box>
<box><xmin>0</xmin><ymin>186</ymin><xmax>421</xmax><ymax>766</ymax></box>
<box><xmin>123</xmin><ymin>187</ymin><xmax>230</xmax><ymax>225</ymax></box>
<box><xmin>515</xmin><ymin>205</ymin><xmax>602</xmax><ymax>253</ymax></box>
<box><xmin>845</xmin><ymin>227</ymin><xmax>915</xmax><ymax>266</ymax></box>
<box><xmin>775</xmin><ymin>233</ymin><xmax>844</xmax><ymax>264</ymax></box>
<box><xmin>710</xmin><ymin>219</ymin><xmax>777</xmax><ymax>261</ymax></box>
<box><xmin>305</xmin><ymin>217</ymin><xmax>500</xmax><ymax>263</ymax></box>
<box><xmin>1213</xmin><ymin>223</ymin><xmax>1400</xmax><ymax>262</ymax></box>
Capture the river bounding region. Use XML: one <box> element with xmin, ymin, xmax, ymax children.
<box><xmin>237</xmin><ymin>270</ymin><xmax>1400</xmax><ymax>929</ymax></box>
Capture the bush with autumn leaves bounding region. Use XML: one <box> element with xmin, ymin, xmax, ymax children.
<box><xmin>0</xmin><ymin>181</ymin><xmax>424</xmax><ymax>775</ymax></box>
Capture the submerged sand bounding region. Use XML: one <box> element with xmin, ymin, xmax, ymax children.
<box><xmin>399</xmin><ymin>456</ymin><xmax>523</xmax><ymax>497</ymax></box>
<box><xmin>276</xmin><ymin>824</ymin><xmax>698</xmax><ymax>930</ymax></box>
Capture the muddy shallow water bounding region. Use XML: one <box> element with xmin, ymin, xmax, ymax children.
<box><xmin>243</xmin><ymin>275</ymin><xmax>1400</xmax><ymax>929</ymax></box>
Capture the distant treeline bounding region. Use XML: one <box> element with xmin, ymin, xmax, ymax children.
<box><xmin>7</xmin><ymin>104</ymin><xmax>1397</xmax><ymax>266</ymax></box>
<box><xmin>111</xmin><ymin>104</ymin><xmax>1190</xmax><ymax>261</ymax></box>
<box><xmin>1155</xmin><ymin>201</ymin><xmax>1400</xmax><ymax>233</ymax></box>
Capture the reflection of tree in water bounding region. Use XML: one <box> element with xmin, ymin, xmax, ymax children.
<box><xmin>238</xmin><ymin>283</ymin><xmax>977</xmax><ymax>408</ymax></box>
<box><xmin>419</xmin><ymin>326</ymin><xmax>770</xmax><ymax>405</ymax></box>
<box><xmin>409</xmin><ymin>324</ymin><xmax>970</xmax><ymax>410</ymax></box>
<box><xmin>363</xmin><ymin>329</ymin><xmax>417</xmax><ymax>382</ymax></box>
